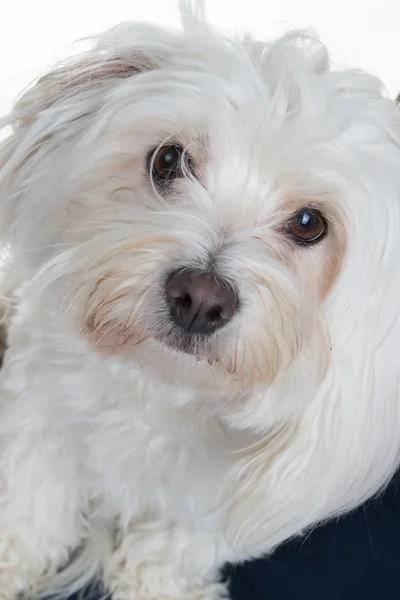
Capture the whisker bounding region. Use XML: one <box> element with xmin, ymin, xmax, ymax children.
<box><xmin>88</xmin><ymin>320</ymin><xmax>116</xmax><ymax>351</ymax></box>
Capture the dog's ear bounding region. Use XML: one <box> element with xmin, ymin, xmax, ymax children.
<box><xmin>37</xmin><ymin>53</ymin><xmax>152</xmax><ymax>106</ymax></box>
<box><xmin>14</xmin><ymin>50</ymin><xmax>153</xmax><ymax>125</ymax></box>
<box><xmin>0</xmin><ymin>28</ymin><xmax>159</xmax><ymax>262</ymax></box>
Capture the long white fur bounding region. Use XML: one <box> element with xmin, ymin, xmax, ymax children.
<box><xmin>0</xmin><ymin>3</ymin><xmax>400</xmax><ymax>599</ymax></box>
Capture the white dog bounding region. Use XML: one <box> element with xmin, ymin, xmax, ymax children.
<box><xmin>0</xmin><ymin>4</ymin><xmax>400</xmax><ymax>600</ymax></box>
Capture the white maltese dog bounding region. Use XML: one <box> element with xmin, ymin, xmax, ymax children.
<box><xmin>0</xmin><ymin>3</ymin><xmax>400</xmax><ymax>600</ymax></box>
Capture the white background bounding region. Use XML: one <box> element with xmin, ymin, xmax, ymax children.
<box><xmin>0</xmin><ymin>0</ymin><xmax>399</xmax><ymax>117</ymax></box>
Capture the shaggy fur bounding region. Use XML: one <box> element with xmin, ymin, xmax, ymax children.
<box><xmin>1</xmin><ymin>4</ymin><xmax>400</xmax><ymax>599</ymax></box>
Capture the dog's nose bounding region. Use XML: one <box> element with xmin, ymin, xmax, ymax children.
<box><xmin>165</xmin><ymin>269</ymin><xmax>237</xmax><ymax>335</ymax></box>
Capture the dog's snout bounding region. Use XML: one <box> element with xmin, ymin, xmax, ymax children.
<box><xmin>165</xmin><ymin>269</ymin><xmax>237</xmax><ymax>335</ymax></box>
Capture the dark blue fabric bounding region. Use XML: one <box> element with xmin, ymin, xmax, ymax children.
<box><xmin>66</xmin><ymin>471</ymin><xmax>400</xmax><ymax>600</ymax></box>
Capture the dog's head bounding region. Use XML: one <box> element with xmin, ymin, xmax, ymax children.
<box><xmin>1</xmin><ymin>11</ymin><xmax>400</xmax><ymax>428</ymax></box>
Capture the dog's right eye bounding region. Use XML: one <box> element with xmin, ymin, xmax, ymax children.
<box><xmin>150</xmin><ymin>145</ymin><xmax>186</xmax><ymax>183</ymax></box>
<box><xmin>284</xmin><ymin>208</ymin><xmax>327</xmax><ymax>245</ymax></box>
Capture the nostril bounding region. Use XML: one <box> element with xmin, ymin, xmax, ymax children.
<box><xmin>176</xmin><ymin>292</ymin><xmax>192</xmax><ymax>309</ymax></box>
<box><xmin>207</xmin><ymin>307</ymin><xmax>222</xmax><ymax>322</ymax></box>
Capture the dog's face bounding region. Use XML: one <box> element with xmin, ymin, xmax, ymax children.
<box><xmin>2</xmin><ymin>18</ymin><xmax>400</xmax><ymax>417</ymax></box>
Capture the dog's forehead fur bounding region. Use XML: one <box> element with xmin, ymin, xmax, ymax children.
<box><xmin>13</xmin><ymin>19</ymin><xmax>375</xmax><ymax>141</ymax></box>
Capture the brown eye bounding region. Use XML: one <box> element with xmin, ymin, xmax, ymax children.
<box><xmin>151</xmin><ymin>145</ymin><xmax>185</xmax><ymax>183</ymax></box>
<box><xmin>285</xmin><ymin>208</ymin><xmax>327</xmax><ymax>245</ymax></box>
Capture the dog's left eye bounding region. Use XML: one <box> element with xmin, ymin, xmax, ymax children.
<box><xmin>285</xmin><ymin>208</ymin><xmax>327</xmax><ymax>245</ymax></box>
<box><xmin>150</xmin><ymin>145</ymin><xmax>186</xmax><ymax>183</ymax></box>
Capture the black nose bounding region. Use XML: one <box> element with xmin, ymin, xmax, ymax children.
<box><xmin>165</xmin><ymin>269</ymin><xmax>238</xmax><ymax>335</ymax></box>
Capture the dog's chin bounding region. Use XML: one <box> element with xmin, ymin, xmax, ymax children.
<box><xmin>86</xmin><ymin>324</ymin><xmax>221</xmax><ymax>387</ymax></box>
<box><xmin>140</xmin><ymin>337</ymin><xmax>225</xmax><ymax>392</ymax></box>
<box><xmin>145</xmin><ymin>333</ymin><xmax>235</xmax><ymax>391</ymax></box>
<box><xmin>83</xmin><ymin>312</ymin><xmax>242</xmax><ymax>391</ymax></box>
<box><xmin>162</xmin><ymin>334</ymin><xmax>213</xmax><ymax>361</ymax></box>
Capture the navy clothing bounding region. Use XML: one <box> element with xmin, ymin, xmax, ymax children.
<box><xmin>66</xmin><ymin>471</ymin><xmax>400</xmax><ymax>600</ymax></box>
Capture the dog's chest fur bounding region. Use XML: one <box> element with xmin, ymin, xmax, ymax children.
<box><xmin>80</xmin><ymin>365</ymin><xmax>238</xmax><ymax>529</ymax></box>
<box><xmin>4</xmin><ymin>301</ymin><xmax>241</xmax><ymax>532</ymax></box>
